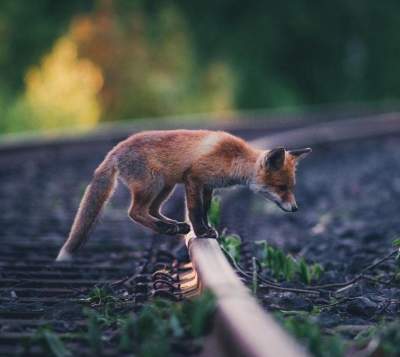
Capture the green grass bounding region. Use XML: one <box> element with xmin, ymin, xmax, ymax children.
<box><xmin>25</xmin><ymin>287</ymin><xmax>215</xmax><ymax>357</ymax></box>
<box><xmin>209</xmin><ymin>195</ymin><xmax>324</xmax><ymax>285</ymax></box>
<box><xmin>354</xmin><ymin>319</ymin><xmax>400</xmax><ymax>356</ymax></box>
<box><xmin>31</xmin><ymin>328</ymin><xmax>73</xmax><ymax>357</ymax></box>
<box><xmin>207</xmin><ymin>195</ymin><xmax>221</xmax><ymax>229</ymax></box>
<box><xmin>220</xmin><ymin>233</ymin><xmax>242</xmax><ymax>261</ymax></box>
<box><xmin>219</xmin><ymin>232</ymin><xmax>324</xmax><ymax>285</ymax></box>
<box><xmin>255</xmin><ymin>240</ymin><xmax>324</xmax><ymax>284</ymax></box>
<box><xmin>118</xmin><ymin>292</ymin><xmax>215</xmax><ymax>355</ymax></box>
<box><xmin>82</xmin><ymin>288</ymin><xmax>215</xmax><ymax>356</ymax></box>
<box><xmin>277</xmin><ymin>314</ymin><xmax>345</xmax><ymax>357</ymax></box>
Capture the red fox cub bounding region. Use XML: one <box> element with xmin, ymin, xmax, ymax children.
<box><xmin>56</xmin><ymin>130</ymin><xmax>311</xmax><ymax>261</ymax></box>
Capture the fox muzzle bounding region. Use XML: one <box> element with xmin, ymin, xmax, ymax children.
<box><xmin>277</xmin><ymin>200</ymin><xmax>298</xmax><ymax>212</ymax></box>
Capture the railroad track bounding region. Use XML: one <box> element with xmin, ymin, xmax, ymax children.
<box><xmin>1</xmin><ymin>111</ymin><xmax>400</xmax><ymax>356</ymax></box>
<box><xmin>0</xmin><ymin>240</ymin><xmax>194</xmax><ymax>355</ymax></box>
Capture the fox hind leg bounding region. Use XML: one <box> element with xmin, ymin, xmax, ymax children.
<box><xmin>149</xmin><ymin>185</ymin><xmax>175</xmax><ymax>222</ymax></box>
<box><xmin>149</xmin><ymin>185</ymin><xmax>190</xmax><ymax>234</ymax></box>
<box><xmin>129</xmin><ymin>183</ymin><xmax>189</xmax><ymax>235</ymax></box>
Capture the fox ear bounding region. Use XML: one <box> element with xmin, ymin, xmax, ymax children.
<box><xmin>289</xmin><ymin>147</ymin><xmax>312</xmax><ymax>161</ymax></box>
<box><xmin>265</xmin><ymin>147</ymin><xmax>285</xmax><ymax>171</ymax></box>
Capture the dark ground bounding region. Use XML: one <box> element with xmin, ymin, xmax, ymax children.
<box><xmin>221</xmin><ymin>135</ymin><xmax>400</xmax><ymax>347</ymax></box>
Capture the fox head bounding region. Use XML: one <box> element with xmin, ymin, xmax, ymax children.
<box><xmin>250</xmin><ymin>147</ymin><xmax>311</xmax><ymax>212</ymax></box>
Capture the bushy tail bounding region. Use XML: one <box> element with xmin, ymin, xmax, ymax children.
<box><xmin>56</xmin><ymin>158</ymin><xmax>117</xmax><ymax>261</ymax></box>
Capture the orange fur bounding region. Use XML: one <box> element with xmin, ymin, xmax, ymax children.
<box><xmin>56</xmin><ymin>130</ymin><xmax>310</xmax><ymax>261</ymax></box>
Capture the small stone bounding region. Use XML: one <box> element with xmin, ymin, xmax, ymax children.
<box><xmin>317</xmin><ymin>312</ymin><xmax>340</xmax><ymax>328</ymax></box>
<box><xmin>280</xmin><ymin>293</ymin><xmax>313</xmax><ymax>311</ymax></box>
<box><xmin>346</xmin><ymin>297</ymin><xmax>378</xmax><ymax>317</ymax></box>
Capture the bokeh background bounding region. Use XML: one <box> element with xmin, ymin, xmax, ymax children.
<box><xmin>1</xmin><ymin>0</ymin><xmax>399</xmax><ymax>134</ymax></box>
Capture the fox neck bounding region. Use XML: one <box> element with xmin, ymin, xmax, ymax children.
<box><xmin>226</xmin><ymin>149</ymin><xmax>262</xmax><ymax>187</ymax></box>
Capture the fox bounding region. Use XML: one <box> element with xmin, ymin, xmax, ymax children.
<box><xmin>56</xmin><ymin>129</ymin><xmax>311</xmax><ymax>261</ymax></box>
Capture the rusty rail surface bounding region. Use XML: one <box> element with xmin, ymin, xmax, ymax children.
<box><xmin>185</xmin><ymin>112</ymin><xmax>400</xmax><ymax>357</ymax></box>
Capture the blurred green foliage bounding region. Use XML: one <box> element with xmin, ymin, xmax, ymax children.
<box><xmin>81</xmin><ymin>287</ymin><xmax>215</xmax><ymax>356</ymax></box>
<box><xmin>1</xmin><ymin>0</ymin><xmax>400</xmax><ymax>133</ymax></box>
<box><xmin>279</xmin><ymin>314</ymin><xmax>345</xmax><ymax>357</ymax></box>
<box><xmin>175</xmin><ymin>0</ymin><xmax>400</xmax><ymax>108</ymax></box>
<box><xmin>0</xmin><ymin>0</ymin><xmax>93</xmax><ymax>95</ymax></box>
<box><xmin>255</xmin><ymin>240</ymin><xmax>324</xmax><ymax>284</ymax></box>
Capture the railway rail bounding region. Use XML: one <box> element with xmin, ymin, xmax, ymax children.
<box><xmin>0</xmin><ymin>111</ymin><xmax>400</xmax><ymax>356</ymax></box>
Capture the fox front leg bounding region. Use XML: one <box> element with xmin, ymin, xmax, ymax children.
<box><xmin>185</xmin><ymin>181</ymin><xmax>218</xmax><ymax>239</ymax></box>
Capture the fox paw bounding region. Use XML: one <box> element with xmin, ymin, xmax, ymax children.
<box><xmin>195</xmin><ymin>227</ymin><xmax>218</xmax><ymax>239</ymax></box>
<box><xmin>157</xmin><ymin>222</ymin><xmax>190</xmax><ymax>235</ymax></box>
<box><xmin>176</xmin><ymin>223</ymin><xmax>191</xmax><ymax>235</ymax></box>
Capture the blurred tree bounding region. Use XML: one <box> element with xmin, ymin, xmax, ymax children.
<box><xmin>2</xmin><ymin>37</ymin><xmax>103</xmax><ymax>133</ymax></box>
<box><xmin>173</xmin><ymin>0</ymin><xmax>400</xmax><ymax>108</ymax></box>
<box><xmin>69</xmin><ymin>0</ymin><xmax>234</xmax><ymax>120</ymax></box>
<box><xmin>0</xmin><ymin>0</ymin><xmax>93</xmax><ymax>95</ymax></box>
<box><xmin>25</xmin><ymin>36</ymin><xmax>103</xmax><ymax>129</ymax></box>
<box><xmin>1</xmin><ymin>0</ymin><xmax>400</xmax><ymax>134</ymax></box>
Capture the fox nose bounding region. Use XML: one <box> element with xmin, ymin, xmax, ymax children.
<box><xmin>291</xmin><ymin>204</ymin><xmax>298</xmax><ymax>212</ymax></box>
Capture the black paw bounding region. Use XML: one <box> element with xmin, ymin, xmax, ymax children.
<box><xmin>156</xmin><ymin>221</ymin><xmax>191</xmax><ymax>236</ymax></box>
<box><xmin>156</xmin><ymin>221</ymin><xmax>178</xmax><ymax>235</ymax></box>
<box><xmin>195</xmin><ymin>227</ymin><xmax>218</xmax><ymax>239</ymax></box>
<box><xmin>176</xmin><ymin>223</ymin><xmax>191</xmax><ymax>235</ymax></box>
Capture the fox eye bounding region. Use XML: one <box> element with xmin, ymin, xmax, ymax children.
<box><xmin>277</xmin><ymin>185</ymin><xmax>288</xmax><ymax>191</ymax></box>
